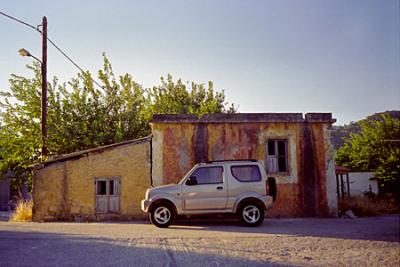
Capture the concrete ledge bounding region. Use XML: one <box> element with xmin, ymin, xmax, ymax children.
<box><xmin>305</xmin><ymin>113</ymin><xmax>336</xmax><ymax>123</ymax></box>
<box><xmin>152</xmin><ymin>113</ymin><xmax>305</xmax><ymax>123</ymax></box>
<box><xmin>151</xmin><ymin>113</ymin><xmax>336</xmax><ymax>124</ymax></box>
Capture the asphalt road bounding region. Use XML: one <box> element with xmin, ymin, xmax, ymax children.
<box><xmin>0</xmin><ymin>215</ymin><xmax>399</xmax><ymax>267</ymax></box>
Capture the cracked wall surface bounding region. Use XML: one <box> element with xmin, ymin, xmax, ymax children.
<box><xmin>33</xmin><ymin>139</ymin><xmax>151</xmax><ymax>221</ymax></box>
<box><xmin>151</xmin><ymin>113</ymin><xmax>337</xmax><ymax>217</ymax></box>
<box><xmin>33</xmin><ymin>113</ymin><xmax>337</xmax><ymax>220</ymax></box>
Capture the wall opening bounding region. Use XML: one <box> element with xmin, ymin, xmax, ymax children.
<box><xmin>95</xmin><ymin>177</ymin><xmax>120</xmax><ymax>213</ymax></box>
<box><xmin>266</xmin><ymin>139</ymin><xmax>289</xmax><ymax>174</ymax></box>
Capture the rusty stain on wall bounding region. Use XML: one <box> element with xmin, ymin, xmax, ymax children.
<box><xmin>33</xmin><ymin>113</ymin><xmax>337</xmax><ymax>221</ymax></box>
<box><xmin>151</xmin><ymin>113</ymin><xmax>337</xmax><ymax>217</ymax></box>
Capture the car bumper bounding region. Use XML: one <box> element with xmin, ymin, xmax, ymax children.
<box><xmin>141</xmin><ymin>199</ymin><xmax>151</xmax><ymax>213</ymax></box>
<box><xmin>263</xmin><ymin>195</ymin><xmax>274</xmax><ymax>210</ymax></box>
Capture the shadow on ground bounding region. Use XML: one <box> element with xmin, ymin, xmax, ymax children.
<box><xmin>0</xmin><ymin>230</ymin><xmax>296</xmax><ymax>267</ymax></box>
<box><xmin>167</xmin><ymin>214</ymin><xmax>400</xmax><ymax>242</ymax></box>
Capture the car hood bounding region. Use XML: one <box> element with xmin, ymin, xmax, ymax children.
<box><xmin>146</xmin><ymin>184</ymin><xmax>180</xmax><ymax>199</ymax></box>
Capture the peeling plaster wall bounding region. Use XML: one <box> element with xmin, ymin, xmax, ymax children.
<box><xmin>151</xmin><ymin>130</ymin><xmax>164</xmax><ymax>186</ymax></box>
<box><xmin>33</xmin><ymin>113</ymin><xmax>337</xmax><ymax>221</ymax></box>
<box><xmin>32</xmin><ymin>163</ymin><xmax>66</xmax><ymax>221</ymax></box>
<box><xmin>151</xmin><ymin>113</ymin><xmax>337</xmax><ymax>217</ymax></box>
<box><xmin>324</xmin><ymin>124</ymin><xmax>338</xmax><ymax>216</ymax></box>
<box><xmin>33</xmin><ymin>141</ymin><xmax>151</xmax><ymax>221</ymax></box>
<box><xmin>152</xmin><ymin>123</ymin><xmax>196</xmax><ymax>184</ymax></box>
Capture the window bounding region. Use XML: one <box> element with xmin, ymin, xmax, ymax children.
<box><xmin>190</xmin><ymin>167</ymin><xmax>223</xmax><ymax>184</ymax></box>
<box><xmin>95</xmin><ymin>177</ymin><xmax>120</xmax><ymax>213</ymax></box>
<box><xmin>266</xmin><ymin>140</ymin><xmax>288</xmax><ymax>174</ymax></box>
<box><xmin>231</xmin><ymin>165</ymin><xmax>261</xmax><ymax>182</ymax></box>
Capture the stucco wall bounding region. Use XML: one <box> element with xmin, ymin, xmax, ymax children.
<box><xmin>33</xmin><ymin>140</ymin><xmax>151</xmax><ymax>221</ymax></box>
<box><xmin>151</xmin><ymin>122</ymin><xmax>305</xmax><ymax>217</ymax></box>
<box><xmin>151</xmin><ymin>113</ymin><xmax>337</xmax><ymax>217</ymax></box>
<box><xmin>348</xmin><ymin>172</ymin><xmax>377</xmax><ymax>196</ymax></box>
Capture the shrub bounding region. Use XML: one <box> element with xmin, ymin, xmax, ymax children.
<box><xmin>338</xmin><ymin>195</ymin><xmax>399</xmax><ymax>217</ymax></box>
<box><xmin>9</xmin><ymin>200</ymin><xmax>33</xmax><ymax>222</ymax></box>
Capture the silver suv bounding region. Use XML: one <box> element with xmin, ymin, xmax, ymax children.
<box><xmin>141</xmin><ymin>160</ymin><xmax>276</xmax><ymax>227</ymax></box>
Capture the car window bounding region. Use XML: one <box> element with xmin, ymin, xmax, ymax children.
<box><xmin>231</xmin><ymin>165</ymin><xmax>261</xmax><ymax>182</ymax></box>
<box><xmin>190</xmin><ymin>166</ymin><xmax>223</xmax><ymax>184</ymax></box>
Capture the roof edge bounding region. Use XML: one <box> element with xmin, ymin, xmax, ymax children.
<box><xmin>151</xmin><ymin>113</ymin><xmax>335</xmax><ymax>123</ymax></box>
<box><xmin>33</xmin><ymin>136</ymin><xmax>152</xmax><ymax>168</ymax></box>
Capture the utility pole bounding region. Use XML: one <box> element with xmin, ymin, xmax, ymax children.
<box><xmin>41</xmin><ymin>16</ymin><xmax>48</xmax><ymax>158</ymax></box>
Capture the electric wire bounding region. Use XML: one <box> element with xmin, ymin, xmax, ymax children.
<box><xmin>0</xmin><ymin>10</ymin><xmax>104</xmax><ymax>89</ymax></box>
<box><xmin>0</xmin><ymin>10</ymin><xmax>39</xmax><ymax>32</ymax></box>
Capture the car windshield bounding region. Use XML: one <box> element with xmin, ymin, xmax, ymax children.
<box><xmin>178</xmin><ymin>164</ymin><xmax>204</xmax><ymax>184</ymax></box>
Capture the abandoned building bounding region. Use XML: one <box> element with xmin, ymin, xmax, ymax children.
<box><xmin>32</xmin><ymin>113</ymin><xmax>337</xmax><ymax>221</ymax></box>
<box><xmin>32</xmin><ymin>137</ymin><xmax>152</xmax><ymax>221</ymax></box>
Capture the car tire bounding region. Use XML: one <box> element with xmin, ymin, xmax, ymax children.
<box><xmin>149</xmin><ymin>203</ymin><xmax>176</xmax><ymax>228</ymax></box>
<box><xmin>268</xmin><ymin>177</ymin><xmax>277</xmax><ymax>202</ymax></box>
<box><xmin>238</xmin><ymin>202</ymin><xmax>264</xmax><ymax>227</ymax></box>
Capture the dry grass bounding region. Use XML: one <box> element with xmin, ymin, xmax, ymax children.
<box><xmin>339</xmin><ymin>195</ymin><xmax>399</xmax><ymax>217</ymax></box>
<box><xmin>9</xmin><ymin>200</ymin><xmax>33</xmax><ymax>222</ymax></box>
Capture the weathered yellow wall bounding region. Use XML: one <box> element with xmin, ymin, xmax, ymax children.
<box><xmin>33</xmin><ymin>140</ymin><xmax>151</xmax><ymax>221</ymax></box>
<box><xmin>152</xmin><ymin>123</ymin><xmax>196</xmax><ymax>184</ymax></box>
<box><xmin>32</xmin><ymin>162</ymin><xmax>66</xmax><ymax>221</ymax></box>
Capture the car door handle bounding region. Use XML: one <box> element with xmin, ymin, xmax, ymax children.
<box><xmin>216</xmin><ymin>186</ymin><xmax>223</xmax><ymax>191</ymax></box>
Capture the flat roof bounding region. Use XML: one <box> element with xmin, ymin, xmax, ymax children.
<box><xmin>151</xmin><ymin>113</ymin><xmax>336</xmax><ymax>123</ymax></box>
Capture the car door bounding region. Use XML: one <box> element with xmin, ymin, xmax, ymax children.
<box><xmin>182</xmin><ymin>166</ymin><xmax>228</xmax><ymax>210</ymax></box>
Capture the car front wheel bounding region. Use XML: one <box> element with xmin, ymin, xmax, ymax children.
<box><xmin>149</xmin><ymin>203</ymin><xmax>176</xmax><ymax>228</ymax></box>
<box><xmin>238</xmin><ymin>203</ymin><xmax>264</xmax><ymax>227</ymax></box>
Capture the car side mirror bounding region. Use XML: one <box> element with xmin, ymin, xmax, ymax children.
<box><xmin>186</xmin><ymin>176</ymin><xmax>198</xmax><ymax>186</ymax></box>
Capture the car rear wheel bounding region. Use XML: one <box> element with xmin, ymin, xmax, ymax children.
<box><xmin>149</xmin><ymin>203</ymin><xmax>176</xmax><ymax>228</ymax></box>
<box><xmin>238</xmin><ymin>203</ymin><xmax>264</xmax><ymax>227</ymax></box>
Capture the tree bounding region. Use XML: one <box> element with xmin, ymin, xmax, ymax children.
<box><xmin>147</xmin><ymin>74</ymin><xmax>236</xmax><ymax>116</ymax></box>
<box><xmin>335</xmin><ymin>114</ymin><xmax>400</xmax><ymax>198</ymax></box>
<box><xmin>0</xmin><ymin>55</ymin><xmax>235</xmax><ymax>191</ymax></box>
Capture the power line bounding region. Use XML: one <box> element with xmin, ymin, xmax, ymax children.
<box><xmin>0</xmin><ymin>10</ymin><xmax>104</xmax><ymax>89</ymax></box>
<box><xmin>0</xmin><ymin>10</ymin><xmax>39</xmax><ymax>32</ymax></box>
<box><xmin>46</xmin><ymin>37</ymin><xmax>104</xmax><ymax>89</ymax></box>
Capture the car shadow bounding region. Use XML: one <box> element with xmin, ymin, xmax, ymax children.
<box><xmin>168</xmin><ymin>214</ymin><xmax>400</xmax><ymax>242</ymax></box>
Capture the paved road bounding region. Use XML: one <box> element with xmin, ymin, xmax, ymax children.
<box><xmin>0</xmin><ymin>215</ymin><xmax>399</xmax><ymax>267</ymax></box>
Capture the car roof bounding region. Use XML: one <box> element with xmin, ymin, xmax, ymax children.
<box><xmin>196</xmin><ymin>160</ymin><xmax>261</xmax><ymax>167</ymax></box>
<box><xmin>207</xmin><ymin>159</ymin><xmax>258</xmax><ymax>163</ymax></box>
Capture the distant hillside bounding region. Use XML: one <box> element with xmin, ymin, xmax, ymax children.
<box><xmin>332</xmin><ymin>110</ymin><xmax>400</xmax><ymax>149</ymax></box>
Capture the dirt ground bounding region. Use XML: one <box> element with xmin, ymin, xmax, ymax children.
<box><xmin>0</xmin><ymin>215</ymin><xmax>399</xmax><ymax>266</ymax></box>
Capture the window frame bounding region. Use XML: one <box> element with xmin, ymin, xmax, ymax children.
<box><xmin>94</xmin><ymin>176</ymin><xmax>121</xmax><ymax>214</ymax></box>
<box><xmin>230</xmin><ymin>164</ymin><xmax>262</xmax><ymax>183</ymax></box>
<box><xmin>266</xmin><ymin>139</ymin><xmax>289</xmax><ymax>175</ymax></box>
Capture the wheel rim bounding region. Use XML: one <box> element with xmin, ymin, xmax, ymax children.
<box><xmin>242</xmin><ymin>205</ymin><xmax>260</xmax><ymax>224</ymax></box>
<box><xmin>154</xmin><ymin>206</ymin><xmax>171</xmax><ymax>224</ymax></box>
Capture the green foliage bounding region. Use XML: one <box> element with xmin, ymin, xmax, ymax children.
<box><xmin>147</xmin><ymin>74</ymin><xmax>236</xmax><ymax>116</ymax></box>
<box><xmin>335</xmin><ymin>114</ymin><xmax>400</xmax><ymax>197</ymax></box>
<box><xmin>0</xmin><ymin>55</ymin><xmax>235</xmax><ymax>190</ymax></box>
<box><xmin>331</xmin><ymin>111</ymin><xmax>400</xmax><ymax>149</ymax></box>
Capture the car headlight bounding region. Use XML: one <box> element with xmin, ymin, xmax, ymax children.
<box><xmin>145</xmin><ymin>189</ymin><xmax>154</xmax><ymax>199</ymax></box>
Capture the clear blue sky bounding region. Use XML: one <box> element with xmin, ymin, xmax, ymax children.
<box><xmin>1</xmin><ymin>0</ymin><xmax>399</xmax><ymax>125</ymax></box>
